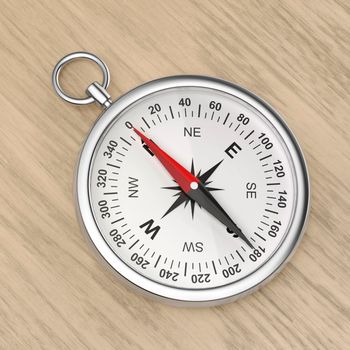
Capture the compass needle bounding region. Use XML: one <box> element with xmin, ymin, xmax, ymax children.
<box><xmin>133</xmin><ymin>127</ymin><xmax>253</xmax><ymax>248</ymax></box>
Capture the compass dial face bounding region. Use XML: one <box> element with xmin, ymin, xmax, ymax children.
<box><xmin>82</xmin><ymin>79</ymin><xmax>308</xmax><ymax>301</ymax></box>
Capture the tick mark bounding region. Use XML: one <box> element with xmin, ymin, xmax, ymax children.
<box><xmin>223</xmin><ymin>113</ymin><xmax>230</xmax><ymax>125</ymax></box>
<box><xmin>142</xmin><ymin>117</ymin><xmax>150</xmax><ymax>129</ymax></box>
<box><xmin>236</xmin><ymin>250</ymin><xmax>245</xmax><ymax>262</ymax></box>
<box><xmin>244</xmin><ymin>130</ymin><xmax>255</xmax><ymax>140</ymax></box>
<box><xmin>254</xmin><ymin>232</ymin><xmax>266</xmax><ymax>241</ymax></box>
<box><xmin>120</xmin><ymin>137</ymin><xmax>132</xmax><ymax>146</ymax></box>
<box><xmin>111</xmin><ymin>217</ymin><xmax>124</xmax><ymax>224</ymax></box>
<box><xmin>154</xmin><ymin>255</ymin><xmax>161</xmax><ymax>268</ymax></box>
<box><xmin>129</xmin><ymin>239</ymin><xmax>139</xmax><ymax>250</ymax></box>
<box><xmin>107</xmin><ymin>163</ymin><xmax>120</xmax><ymax>169</ymax></box>
<box><xmin>260</xmin><ymin>154</ymin><xmax>272</xmax><ymax>162</ymax></box>
<box><xmin>169</xmin><ymin>106</ymin><xmax>175</xmax><ymax>119</ymax></box>
<box><xmin>265</xmin><ymin>208</ymin><xmax>278</xmax><ymax>215</ymax></box>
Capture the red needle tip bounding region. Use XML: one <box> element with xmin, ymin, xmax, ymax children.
<box><xmin>133</xmin><ymin>127</ymin><xmax>199</xmax><ymax>193</ymax></box>
<box><xmin>133</xmin><ymin>127</ymin><xmax>143</xmax><ymax>139</ymax></box>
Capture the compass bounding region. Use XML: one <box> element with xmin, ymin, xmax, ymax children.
<box><xmin>52</xmin><ymin>52</ymin><xmax>310</xmax><ymax>306</ymax></box>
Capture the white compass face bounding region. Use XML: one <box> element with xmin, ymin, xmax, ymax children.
<box><xmin>88</xmin><ymin>85</ymin><xmax>301</xmax><ymax>292</ymax></box>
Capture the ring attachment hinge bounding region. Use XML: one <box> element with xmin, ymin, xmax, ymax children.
<box><xmin>87</xmin><ymin>82</ymin><xmax>112</xmax><ymax>109</ymax></box>
<box><xmin>52</xmin><ymin>52</ymin><xmax>111</xmax><ymax>106</ymax></box>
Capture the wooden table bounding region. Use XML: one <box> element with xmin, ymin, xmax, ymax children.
<box><xmin>1</xmin><ymin>1</ymin><xmax>349</xmax><ymax>349</ymax></box>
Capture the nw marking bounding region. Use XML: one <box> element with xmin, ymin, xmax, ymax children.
<box><xmin>128</xmin><ymin>177</ymin><xmax>139</xmax><ymax>198</ymax></box>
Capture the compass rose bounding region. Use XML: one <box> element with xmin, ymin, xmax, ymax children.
<box><xmin>162</xmin><ymin>159</ymin><xmax>223</xmax><ymax>218</ymax></box>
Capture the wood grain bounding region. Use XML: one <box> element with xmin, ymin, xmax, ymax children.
<box><xmin>0</xmin><ymin>0</ymin><xmax>350</xmax><ymax>349</ymax></box>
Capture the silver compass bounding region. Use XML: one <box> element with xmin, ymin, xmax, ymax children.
<box><xmin>52</xmin><ymin>52</ymin><xmax>310</xmax><ymax>306</ymax></box>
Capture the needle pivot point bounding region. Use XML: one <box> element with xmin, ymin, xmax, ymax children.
<box><xmin>190</xmin><ymin>182</ymin><xmax>199</xmax><ymax>190</ymax></box>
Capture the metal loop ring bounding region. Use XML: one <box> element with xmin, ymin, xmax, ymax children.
<box><xmin>52</xmin><ymin>52</ymin><xmax>110</xmax><ymax>105</ymax></box>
